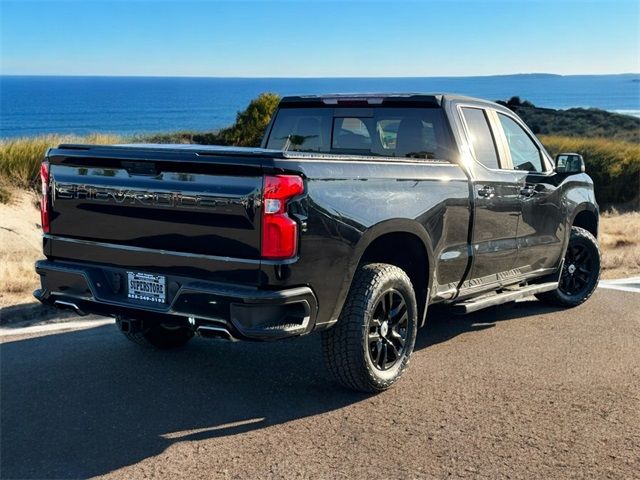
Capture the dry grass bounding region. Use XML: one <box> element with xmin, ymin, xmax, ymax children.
<box><xmin>540</xmin><ymin>135</ymin><xmax>640</xmax><ymax>206</ymax></box>
<box><xmin>0</xmin><ymin>253</ymin><xmax>40</xmax><ymax>294</ymax></box>
<box><xmin>599</xmin><ymin>209</ymin><xmax>640</xmax><ymax>279</ymax></box>
<box><xmin>0</xmin><ymin>134</ymin><xmax>124</xmax><ymax>201</ymax></box>
<box><xmin>0</xmin><ymin>185</ymin><xmax>10</xmax><ymax>203</ymax></box>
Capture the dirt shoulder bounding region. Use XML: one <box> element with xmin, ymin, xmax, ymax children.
<box><xmin>0</xmin><ymin>189</ymin><xmax>43</xmax><ymax>308</ymax></box>
<box><xmin>599</xmin><ymin>210</ymin><xmax>640</xmax><ymax>279</ymax></box>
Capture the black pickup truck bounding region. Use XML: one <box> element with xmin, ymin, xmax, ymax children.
<box><xmin>35</xmin><ymin>94</ymin><xmax>600</xmax><ymax>392</ymax></box>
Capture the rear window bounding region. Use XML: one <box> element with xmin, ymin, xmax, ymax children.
<box><xmin>266</xmin><ymin>107</ymin><xmax>454</xmax><ymax>160</ymax></box>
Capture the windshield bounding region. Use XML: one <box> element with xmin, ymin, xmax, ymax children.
<box><xmin>265</xmin><ymin>107</ymin><xmax>454</xmax><ymax>160</ymax></box>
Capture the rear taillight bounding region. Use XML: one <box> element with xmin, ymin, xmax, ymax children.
<box><xmin>40</xmin><ymin>161</ymin><xmax>50</xmax><ymax>233</ymax></box>
<box><xmin>261</xmin><ymin>175</ymin><xmax>304</xmax><ymax>259</ymax></box>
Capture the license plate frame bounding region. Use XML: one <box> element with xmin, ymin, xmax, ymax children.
<box><xmin>127</xmin><ymin>271</ymin><xmax>166</xmax><ymax>304</ymax></box>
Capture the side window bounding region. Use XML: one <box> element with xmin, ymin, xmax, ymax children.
<box><xmin>461</xmin><ymin>107</ymin><xmax>500</xmax><ymax>169</ymax></box>
<box><xmin>497</xmin><ymin>114</ymin><xmax>544</xmax><ymax>172</ymax></box>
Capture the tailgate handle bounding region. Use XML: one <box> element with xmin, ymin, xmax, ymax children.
<box><xmin>122</xmin><ymin>161</ymin><xmax>157</xmax><ymax>176</ymax></box>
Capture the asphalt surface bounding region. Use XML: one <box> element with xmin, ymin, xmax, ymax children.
<box><xmin>1</xmin><ymin>288</ymin><xmax>639</xmax><ymax>479</ymax></box>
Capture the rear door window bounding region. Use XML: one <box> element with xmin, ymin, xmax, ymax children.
<box><xmin>460</xmin><ymin>107</ymin><xmax>500</xmax><ymax>170</ymax></box>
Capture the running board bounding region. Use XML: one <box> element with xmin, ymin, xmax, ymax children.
<box><xmin>451</xmin><ymin>282</ymin><xmax>558</xmax><ymax>314</ymax></box>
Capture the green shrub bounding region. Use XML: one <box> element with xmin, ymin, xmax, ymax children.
<box><xmin>134</xmin><ymin>94</ymin><xmax>281</xmax><ymax>147</ymax></box>
<box><xmin>133</xmin><ymin>131</ymin><xmax>220</xmax><ymax>145</ymax></box>
<box><xmin>216</xmin><ymin>92</ymin><xmax>281</xmax><ymax>147</ymax></box>
<box><xmin>540</xmin><ymin>135</ymin><xmax>640</xmax><ymax>206</ymax></box>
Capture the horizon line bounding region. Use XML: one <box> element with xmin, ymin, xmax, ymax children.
<box><xmin>1</xmin><ymin>72</ymin><xmax>639</xmax><ymax>79</ymax></box>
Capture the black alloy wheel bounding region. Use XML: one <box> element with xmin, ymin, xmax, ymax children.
<box><xmin>368</xmin><ymin>289</ymin><xmax>409</xmax><ymax>371</ymax></box>
<box><xmin>536</xmin><ymin>226</ymin><xmax>601</xmax><ymax>308</ymax></box>
<box><xmin>321</xmin><ymin>263</ymin><xmax>418</xmax><ymax>393</ymax></box>
<box><xmin>559</xmin><ymin>241</ymin><xmax>595</xmax><ymax>296</ymax></box>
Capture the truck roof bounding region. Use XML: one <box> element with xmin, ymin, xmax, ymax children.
<box><xmin>278</xmin><ymin>93</ymin><xmax>494</xmax><ymax>107</ymax></box>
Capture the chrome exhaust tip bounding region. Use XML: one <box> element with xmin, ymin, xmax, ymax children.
<box><xmin>196</xmin><ymin>325</ymin><xmax>238</xmax><ymax>342</ymax></box>
<box><xmin>53</xmin><ymin>300</ymin><xmax>87</xmax><ymax>316</ymax></box>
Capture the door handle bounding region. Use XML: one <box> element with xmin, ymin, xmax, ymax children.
<box><xmin>520</xmin><ymin>185</ymin><xmax>536</xmax><ymax>197</ymax></box>
<box><xmin>477</xmin><ymin>186</ymin><xmax>495</xmax><ymax>198</ymax></box>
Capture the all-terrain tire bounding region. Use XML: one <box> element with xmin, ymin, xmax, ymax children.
<box><xmin>118</xmin><ymin>321</ymin><xmax>194</xmax><ymax>349</ymax></box>
<box><xmin>321</xmin><ymin>263</ymin><xmax>418</xmax><ymax>393</ymax></box>
<box><xmin>536</xmin><ymin>226</ymin><xmax>601</xmax><ymax>308</ymax></box>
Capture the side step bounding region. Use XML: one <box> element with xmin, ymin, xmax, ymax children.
<box><xmin>451</xmin><ymin>282</ymin><xmax>558</xmax><ymax>314</ymax></box>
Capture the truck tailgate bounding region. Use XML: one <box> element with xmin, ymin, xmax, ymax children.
<box><xmin>46</xmin><ymin>145</ymin><xmax>266</xmax><ymax>282</ymax></box>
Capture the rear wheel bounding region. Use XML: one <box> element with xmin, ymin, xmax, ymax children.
<box><xmin>321</xmin><ymin>263</ymin><xmax>418</xmax><ymax>393</ymax></box>
<box><xmin>536</xmin><ymin>226</ymin><xmax>601</xmax><ymax>307</ymax></box>
<box><xmin>118</xmin><ymin>320</ymin><xmax>194</xmax><ymax>349</ymax></box>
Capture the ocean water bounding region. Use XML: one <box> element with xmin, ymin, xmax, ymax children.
<box><xmin>1</xmin><ymin>74</ymin><xmax>639</xmax><ymax>138</ymax></box>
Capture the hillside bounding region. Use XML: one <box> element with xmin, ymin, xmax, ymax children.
<box><xmin>496</xmin><ymin>97</ymin><xmax>640</xmax><ymax>143</ymax></box>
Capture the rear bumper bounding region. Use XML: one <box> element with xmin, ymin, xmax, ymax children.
<box><xmin>34</xmin><ymin>260</ymin><xmax>318</xmax><ymax>341</ymax></box>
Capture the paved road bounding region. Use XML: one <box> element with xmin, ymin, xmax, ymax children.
<box><xmin>1</xmin><ymin>289</ymin><xmax>639</xmax><ymax>479</ymax></box>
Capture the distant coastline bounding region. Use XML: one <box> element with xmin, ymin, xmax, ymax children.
<box><xmin>1</xmin><ymin>74</ymin><xmax>639</xmax><ymax>138</ymax></box>
<box><xmin>2</xmin><ymin>72</ymin><xmax>639</xmax><ymax>79</ymax></box>
<box><xmin>613</xmin><ymin>110</ymin><xmax>640</xmax><ymax>117</ymax></box>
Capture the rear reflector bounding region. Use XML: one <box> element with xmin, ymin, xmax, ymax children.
<box><xmin>40</xmin><ymin>161</ymin><xmax>50</xmax><ymax>233</ymax></box>
<box><xmin>261</xmin><ymin>175</ymin><xmax>304</xmax><ymax>259</ymax></box>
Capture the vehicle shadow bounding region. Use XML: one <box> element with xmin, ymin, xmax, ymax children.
<box><xmin>417</xmin><ymin>299</ymin><xmax>564</xmax><ymax>350</ymax></box>
<box><xmin>0</xmin><ymin>325</ymin><xmax>365</xmax><ymax>479</ymax></box>
<box><xmin>0</xmin><ymin>299</ymin><xmax>562</xmax><ymax>478</ymax></box>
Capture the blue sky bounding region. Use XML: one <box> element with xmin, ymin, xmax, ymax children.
<box><xmin>1</xmin><ymin>0</ymin><xmax>638</xmax><ymax>77</ymax></box>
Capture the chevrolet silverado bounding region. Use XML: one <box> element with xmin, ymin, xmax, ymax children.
<box><xmin>34</xmin><ymin>94</ymin><xmax>600</xmax><ymax>392</ymax></box>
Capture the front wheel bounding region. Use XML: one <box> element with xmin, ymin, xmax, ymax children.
<box><xmin>321</xmin><ymin>263</ymin><xmax>418</xmax><ymax>393</ymax></box>
<box><xmin>536</xmin><ymin>226</ymin><xmax>601</xmax><ymax>308</ymax></box>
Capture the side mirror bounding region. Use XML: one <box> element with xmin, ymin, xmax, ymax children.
<box><xmin>555</xmin><ymin>153</ymin><xmax>585</xmax><ymax>174</ymax></box>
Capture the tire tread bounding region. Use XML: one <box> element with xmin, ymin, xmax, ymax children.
<box><xmin>536</xmin><ymin>226</ymin><xmax>601</xmax><ymax>307</ymax></box>
<box><xmin>321</xmin><ymin>263</ymin><xmax>417</xmax><ymax>393</ymax></box>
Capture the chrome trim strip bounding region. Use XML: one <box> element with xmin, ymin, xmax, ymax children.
<box><xmin>277</xmin><ymin>155</ymin><xmax>459</xmax><ymax>167</ymax></box>
<box><xmin>453</xmin><ymin>267</ymin><xmax>558</xmax><ymax>301</ymax></box>
<box><xmin>61</xmin><ymin>236</ymin><xmax>259</xmax><ymax>264</ymax></box>
<box><xmin>45</xmin><ymin>235</ymin><xmax>298</xmax><ymax>266</ymax></box>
